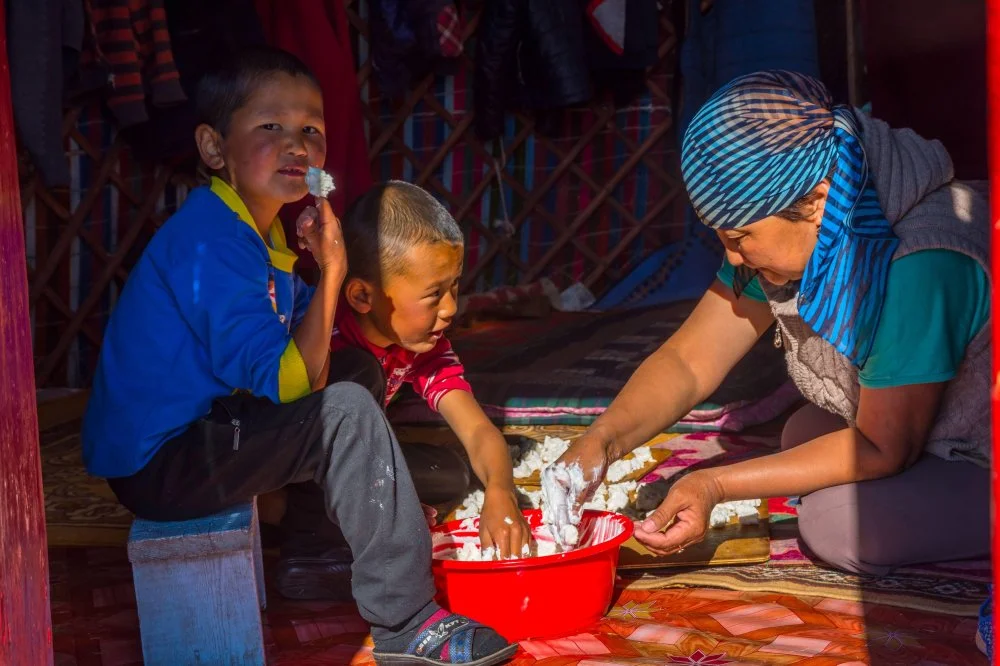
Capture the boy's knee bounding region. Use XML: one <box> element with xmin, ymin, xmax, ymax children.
<box><xmin>320</xmin><ymin>380</ymin><xmax>383</xmax><ymax>416</ymax></box>
<box><xmin>797</xmin><ymin>487</ymin><xmax>894</xmax><ymax>576</ymax></box>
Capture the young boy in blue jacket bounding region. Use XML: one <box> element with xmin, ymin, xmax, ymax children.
<box><xmin>82</xmin><ymin>47</ymin><xmax>515</xmax><ymax>666</ymax></box>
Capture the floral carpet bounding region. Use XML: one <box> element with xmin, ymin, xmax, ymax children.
<box><xmin>50</xmin><ymin>546</ymin><xmax>986</xmax><ymax>665</ymax></box>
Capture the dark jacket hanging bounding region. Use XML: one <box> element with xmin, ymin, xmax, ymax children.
<box><xmin>7</xmin><ymin>0</ymin><xmax>99</xmax><ymax>187</ymax></box>
<box><xmin>474</xmin><ymin>0</ymin><xmax>592</xmax><ymax>141</ymax></box>
<box><xmin>369</xmin><ymin>0</ymin><xmax>464</xmax><ymax>99</ymax></box>
<box><xmin>120</xmin><ymin>0</ymin><xmax>268</xmax><ymax>164</ymax></box>
<box><xmin>85</xmin><ymin>0</ymin><xmax>187</xmax><ymax>128</ymax></box>
<box><xmin>586</xmin><ymin>0</ymin><xmax>660</xmax><ymax>106</ymax></box>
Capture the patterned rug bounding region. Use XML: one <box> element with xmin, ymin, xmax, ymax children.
<box><xmin>389</xmin><ymin>301</ymin><xmax>800</xmax><ymax>429</ymax></box>
<box><xmin>622</xmin><ymin>566</ymin><xmax>990</xmax><ymax>619</ymax></box>
<box><xmin>50</xmin><ymin>546</ymin><xmax>986</xmax><ymax>665</ymax></box>
<box><xmin>42</xmin><ymin>421</ymin><xmax>133</xmax><ymax>548</ymax></box>
<box><xmin>628</xmin><ymin>431</ymin><xmax>992</xmax><ymax>617</ymax></box>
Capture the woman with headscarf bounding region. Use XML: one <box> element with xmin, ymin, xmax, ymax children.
<box><xmin>554</xmin><ymin>70</ymin><xmax>990</xmax><ymax>574</ymax></box>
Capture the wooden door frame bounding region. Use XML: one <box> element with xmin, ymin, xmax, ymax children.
<box><xmin>0</xmin><ymin>0</ymin><xmax>54</xmax><ymax>662</ymax></box>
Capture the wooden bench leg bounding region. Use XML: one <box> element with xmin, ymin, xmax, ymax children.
<box><xmin>129</xmin><ymin>502</ymin><xmax>266</xmax><ymax>665</ymax></box>
<box><xmin>133</xmin><ymin>549</ymin><xmax>265</xmax><ymax>665</ymax></box>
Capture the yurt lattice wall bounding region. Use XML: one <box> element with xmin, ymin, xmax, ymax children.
<box><xmin>349</xmin><ymin>0</ymin><xmax>683</xmax><ymax>295</ymax></box>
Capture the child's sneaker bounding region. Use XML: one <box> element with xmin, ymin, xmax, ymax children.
<box><xmin>373</xmin><ymin>607</ymin><xmax>517</xmax><ymax>665</ymax></box>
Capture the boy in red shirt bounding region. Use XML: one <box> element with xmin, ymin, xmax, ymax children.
<box><xmin>331</xmin><ymin>181</ymin><xmax>530</xmax><ymax>557</ymax></box>
<box><xmin>278</xmin><ymin>182</ymin><xmax>531</xmax><ymax>602</ymax></box>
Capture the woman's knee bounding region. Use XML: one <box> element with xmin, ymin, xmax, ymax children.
<box><xmin>797</xmin><ymin>486</ymin><xmax>894</xmax><ymax>576</ymax></box>
<box><xmin>780</xmin><ymin>403</ymin><xmax>847</xmax><ymax>451</ymax></box>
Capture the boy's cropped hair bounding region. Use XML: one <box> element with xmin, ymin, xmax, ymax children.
<box><xmin>196</xmin><ymin>46</ymin><xmax>319</xmax><ymax>135</ymax></box>
<box><xmin>343</xmin><ymin>181</ymin><xmax>464</xmax><ymax>283</ymax></box>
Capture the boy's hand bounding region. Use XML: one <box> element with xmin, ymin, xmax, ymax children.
<box><xmin>421</xmin><ymin>503</ymin><xmax>438</xmax><ymax>529</ymax></box>
<box><xmin>479</xmin><ymin>485</ymin><xmax>530</xmax><ymax>559</ymax></box>
<box><xmin>436</xmin><ymin>392</ymin><xmax>529</xmax><ymax>558</ymax></box>
<box><xmin>296</xmin><ymin>198</ymin><xmax>347</xmax><ymax>279</ymax></box>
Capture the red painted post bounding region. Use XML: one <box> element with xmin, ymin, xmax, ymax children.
<box><xmin>990</xmin><ymin>1</ymin><xmax>1000</xmax><ymax>663</ymax></box>
<box><xmin>0</xmin><ymin>0</ymin><xmax>55</xmax><ymax>661</ymax></box>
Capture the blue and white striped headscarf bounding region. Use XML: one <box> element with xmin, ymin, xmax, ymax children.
<box><xmin>681</xmin><ymin>70</ymin><xmax>899</xmax><ymax>366</ymax></box>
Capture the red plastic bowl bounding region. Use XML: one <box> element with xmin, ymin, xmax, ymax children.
<box><xmin>430</xmin><ymin>509</ymin><xmax>634</xmax><ymax>642</ymax></box>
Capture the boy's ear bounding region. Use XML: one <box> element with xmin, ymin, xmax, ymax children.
<box><xmin>195</xmin><ymin>124</ymin><xmax>226</xmax><ymax>171</ymax></box>
<box><xmin>344</xmin><ymin>277</ymin><xmax>375</xmax><ymax>314</ymax></box>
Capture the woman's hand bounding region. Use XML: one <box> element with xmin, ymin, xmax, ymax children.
<box><xmin>296</xmin><ymin>198</ymin><xmax>347</xmax><ymax>279</ymax></box>
<box><xmin>479</xmin><ymin>485</ymin><xmax>530</xmax><ymax>559</ymax></box>
<box><xmin>551</xmin><ymin>434</ymin><xmax>611</xmax><ymax>514</ymax></box>
<box><xmin>633</xmin><ymin>470</ymin><xmax>723</xmax><ymax>556</ymax></box>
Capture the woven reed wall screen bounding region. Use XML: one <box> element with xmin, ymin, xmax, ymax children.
<box><xmin>20</xmin><ymin>1</ymin><xmax>681</xmax><ymax>388</ymax></box>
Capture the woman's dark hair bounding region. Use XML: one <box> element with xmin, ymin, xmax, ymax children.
<box><xmin>773</xmin><ymin>177</ymin><xmax>831</xmax><ymax>222</ymax></box>
<box><xmin>195</xmin><ymin>47</ymin><xmax>320</xmax><ymax>135</ymax></box>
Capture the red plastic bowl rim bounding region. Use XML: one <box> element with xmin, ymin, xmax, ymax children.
<box><xmin>431</xmin><ymin>509</ymin><xmax>635</xmax><ymax>571</ymax></box>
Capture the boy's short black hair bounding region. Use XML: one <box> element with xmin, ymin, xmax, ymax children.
<box><xmin>196</xmin><ymin>47</ymin><xmax>320</xmax><ymax>135</ymax></box>
<box><xmin>343</xmin><ymin>181</ymin><xmax>464</xmax><ymax>284</ymax></box>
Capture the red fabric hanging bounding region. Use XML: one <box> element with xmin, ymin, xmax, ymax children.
<box><xmin>255</xmin><ymin>0</ymin><xmax>373</xmax><ymax>275</ymax></box>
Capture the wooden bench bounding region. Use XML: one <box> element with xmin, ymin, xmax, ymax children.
<box><xmin>127</xmin><ymin>500</ymin><xmax>266</xmax><ymax>665</ymax></box>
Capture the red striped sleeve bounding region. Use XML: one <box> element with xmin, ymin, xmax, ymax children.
<box><xmin>409</xmin><ymin>337</ymin><xmax>473</xmax><ymax>411</ymax></box>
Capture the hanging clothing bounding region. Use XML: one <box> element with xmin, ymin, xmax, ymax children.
<box><xmin>254</xmin><ymin>0</ymin><xmax>374</xmax><ymax>275</ymax></box>
<box><xmin>585</xmin><ymin>0</ymin><xmax>659</xmax><ymax>106</ymax></box>
<box><xmin>85</xmin><ymin>0</ymin><xmax>187</xmax><ymax>128</ymax></box>
<box><xmin>120</xmin><ymin>0</ymin><xmax>267</xmax><ymax>163</ymax></box>
<box><xmin>7</xmin><ymin>0</ymin><xmax>97</xmax><ymax>186</ymax></box>
<box><xmin>474</xmin><ymin>0</ymin><xmax>592</xmax><ymax>141</ymax></box>
<box><xmin>368</xmin><ymin>0</ymin><xmax>464</xmax><ymax>99</ymax></box>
